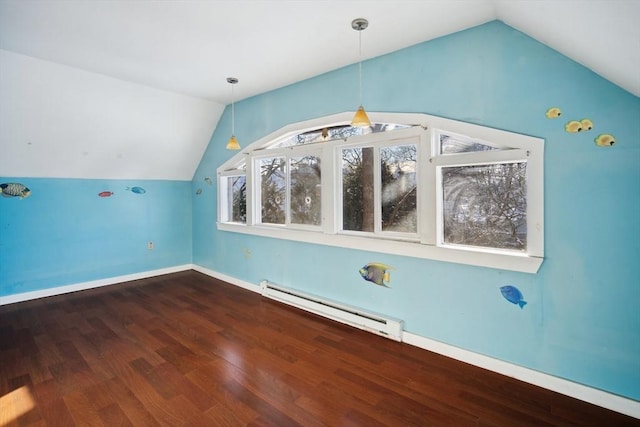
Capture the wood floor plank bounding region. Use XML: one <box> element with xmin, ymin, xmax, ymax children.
<box><xmin>102</xmin><ymin>377</ymin><xmax>161</xmax><ymax>427</ymax></box>
<box><xmin>37</xmin><ymin>397</ymin><xmax>77</xmax><ymax>426</ymax></box>
<box><xmin>186</xmin><ymin>360</ymin><xmax>261</xmax><ymax>425</ymax></box>
<box><xmin>203</xmin><ymin>402</ymin><xmax>248</xmax><ymax>427</ymax></box>
<box><xmin>63</xmin><ymin>388</ymin><xmax>106</xmax><ymax>427</ymax></box>
<box><xmin>223</xmin><ymin>378</ymin><xmax>302</xmax><ymax>427</ymax></box>
<box><xmin>1</xmin><ymin>270</ymin><xmax>638</xmax><ymax>426</ymax></box>
<box><xmin>97</xmin><ymin>402</ymin><xmax>134</xmax><ymax>427</ymax></box>
<box><xmin>219</xmin><ymin>360</ymin><xmax>324</xmax><ymax>427</ymax></box>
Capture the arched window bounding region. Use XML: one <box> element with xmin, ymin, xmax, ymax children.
<box><xmin>218</xmin><ymin>112</ymin><xmax>543</xmax><ymax>273</ymax></box>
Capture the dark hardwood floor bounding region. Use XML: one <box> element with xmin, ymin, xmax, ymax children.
<box><xmin>1</xmin><ymin>270</ymin><xmax>637</xmax><ymax>426</ymax></box>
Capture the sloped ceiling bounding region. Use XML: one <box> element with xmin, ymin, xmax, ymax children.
<box><xmin>1</xmin><ymin>0</ymin><xmax>638</xmax><ymax>180</ymax></box>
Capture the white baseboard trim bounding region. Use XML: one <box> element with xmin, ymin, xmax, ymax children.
<box><xmin>401</xmin><ymin>333</ymin><xmax>639</xmax><ymax>419</ymax></box>
<box><xmin>192</xmin><ymin>264</ymin><xmax>639</xmax><ymax>419</ymax></box>
<box><xmin>0</xmin><ymin>264</ymin><xmax>193</xmax><ymax>306</ymax></box>
<box><xmin>191</xmin><ymin>265</ymin><xmax>261</xmax><ymax>294</ymax></box>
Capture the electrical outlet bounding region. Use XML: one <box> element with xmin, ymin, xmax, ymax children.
<box><xmin>148</xmin><ymin>241</ymin><xmax>154</xmax><ymax>250</ymax></box>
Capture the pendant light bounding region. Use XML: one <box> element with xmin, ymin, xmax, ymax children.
<box><xmin>226</xmin><ymin>77</ymin><xmax>240</xmax><ymax>150</ymax></box>
<box><xmin>351</xmin><ymin>18</ymin><xmax>371</xmax><ymax>128</ymax></box>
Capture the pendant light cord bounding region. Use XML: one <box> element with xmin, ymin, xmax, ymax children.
<box><xmin>358</xmin><ymin>29</ymin><xmax>363</xmax><ymax>106</ymax></box>
<box><xmin>231</xmin><ymin>84</ymin><xmax>235</xmax><ymax>135</ymax></box>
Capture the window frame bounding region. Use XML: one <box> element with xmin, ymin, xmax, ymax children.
<box><xmin>217</xmin><ymin>112</ymin><xmax>544</xmax><ymax>273</ymax></box>
<box><xmin>336</xmin><ymin>127</ymin><xmax>423</xmax><ymax>240</ymax></box>
<box><xmin>218</xmin><ymin>167</ymin><xmax>247</xmax><ymax>224</ymax></box>
<box><xmin>253</xmin><ymin>145</ymin><xmax>323</xmax><ymax>231</ymax></box>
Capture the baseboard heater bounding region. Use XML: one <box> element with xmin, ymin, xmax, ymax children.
<box><xmin>260</xmin><ymin>280</ymin><xmax>403</xmax><ymax>341</ymax></box>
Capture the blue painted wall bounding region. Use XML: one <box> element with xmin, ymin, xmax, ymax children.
<box><xmin>193</xmin><ymin>21</ymin><xmax>640</xmax><ymax>400</ymax></box>
<box><xmin>1</xmin><ymin>178</ymin><xmax>192</xmax><ymax>296</ymax></box>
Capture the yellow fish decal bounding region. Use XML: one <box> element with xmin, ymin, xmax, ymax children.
<box><xmin>580</xmin><ymin>119</ymin><xmax>594</xmax><ymax>131</ymax></box>
<box><xmin>595</xmin><ymin>134</ymin><xmax>615</xmax><ymax>147</ymax></box>
<box><xmin>545</xmin><ymin>107</ymin><xmax>562</xmax><ymax>119</ymax></box>
<box><xmin>564</xmin><ymin>120</ymin><xmax>582</xmax><ymax>133</ymax></box>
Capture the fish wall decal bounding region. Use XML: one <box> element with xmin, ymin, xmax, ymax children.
<box><xmin>359</xmin><ymin>262</ymin><xmax>394</xmax><ymax>287</ymax></box>
<box><xmin>126</xmin><ymin>186</ymin><xmax>146</xmax><ymax>194</ymax></box>
<box><xmin>1</xmin><ymin>182</ymin><xmax>31</xmax><ymax>199</ymax></box>
<box><xmin>595</xmin><ymin>134</ymin><xmax>615</xmax><ymax>147</ymax></box>
<box><xmin>500</xmin><ymin>285</ymin><xmax>527</xmax><ymax>309</ymax></box>
<box><xmin>545</xmin><ymin>107</ymin><xmax>562</xmax><ymax>118</ymax></box>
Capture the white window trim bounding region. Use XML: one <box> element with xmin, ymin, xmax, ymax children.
<box><xmin>217</xmin><ymin>112</ymin><xmax>544</xmax><ymax>273</ymax></box>
<box><xmin>335</xmin><ymin>127</ymin><xmax>423</xmax><ymax>239</ymax></box>
<box><xmin>253</xmin><ymin>148</ymin><xmax>323</xmax><ymax>229</ymax></box>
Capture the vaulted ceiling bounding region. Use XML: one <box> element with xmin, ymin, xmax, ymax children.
<box><xmin>1</xmin><ymin>0</ymin><xmax>638</xmax><ymax>180</ymax></box>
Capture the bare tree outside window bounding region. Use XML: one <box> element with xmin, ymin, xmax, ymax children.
<box><xmin>442</xmin><ymin>162</ymin><xmax>527</xmax><ymax>250</ymax></box>
<box><xmin>228</xmin><ymin>175</ymin><xmax>246</xmax><ymax>223</ymax></box>
<box><xmin>260</xmin><ymin>157</ymin><xmax>286</xmax><ymax>224</ymax></box>
<box><xmin>342</xmin><ymin>147</ymin><xmax>373</xmax><ymax>231</ymax></box>
<box><xmin>272</xmin><ymin>123</ymin><xmax>409</xmax><ymax>148</ymax></box>
<box><xmin>381</xmin><ymin>145</ymin><xmax>417</xmax><ymax>233</ymax></box>
<box><xmin>290</xmin><ymin>156</ymin><xmax>321</xmax><ymax>226</ymax></box>
<box><xmin>342</xmin><ymin>144</ymin><xmax>417</xmax><ymax>234</ymax></box>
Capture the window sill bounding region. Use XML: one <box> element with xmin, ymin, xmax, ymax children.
<box><xmin>217</xmin><ymin>222</ymin><xmax>543</xmax><ymax>274</ymax></box>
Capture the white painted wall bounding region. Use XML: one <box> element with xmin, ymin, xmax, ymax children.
<box><xmin>0</xmin><ymin>49</ymin><xmax>223</xmax><ymax>180</ymax></box>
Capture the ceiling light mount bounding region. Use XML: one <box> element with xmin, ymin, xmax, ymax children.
<box><xmin>226</xmin><ymin>77</ymin><xmax>238</xmax><ymax>85</ymax></box>
<box><xmin>351</xmin><ymin>18</ymin><xmax>368</xmax><ymax>31</ymax></box>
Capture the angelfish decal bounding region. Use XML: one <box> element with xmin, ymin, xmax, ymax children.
<box><xmin>359</xmin><ymin>263</ymin><xmax>394</xmax><ymax>287</ymax></box>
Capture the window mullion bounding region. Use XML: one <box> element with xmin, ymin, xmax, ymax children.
<box><xmin>216</xmin><ymin>174</ymin><xmax>226</xmax><ymax>223</ymax></box>
<box><xmin>285</xmin><ymin>155</ymin><xmax>291</xmax><ymax>226</ymax></box>
<box><xmin>246</xmin><ymin>156</ymin><xmax>256</xmax><ymax>225</ymax></box>
<box><xmin>322</xmin><ymin>143</ymin><xmax>337</xmax><ymax>234</ymax></box>
<box><xmin>420</xmin><ymin>129</ymin><xmax>436</xmax><ymax>245</ymax></box>
<box><xmin>373</xmin><ymin>146</ymin><xmax>382</xmax><ymax>234</ymax></box>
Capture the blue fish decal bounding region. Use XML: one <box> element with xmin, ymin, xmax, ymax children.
<box><xmin>126</xmin><ymin>186</ymin><xmax>146</xmax><ymax>194</ymax></box>
<box><xmin>500</xmin><ymin>285</ymin><xmax>527</xmax><ymax>309</ymax></box>
<box><xmin>359</xmin><ymin>262</ymin><xmax>393</xmax><ymax>287</ymax></box>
